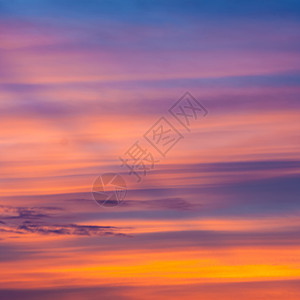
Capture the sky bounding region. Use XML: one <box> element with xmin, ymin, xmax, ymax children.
<box><xmin>0</xmin><ymin>0</ymin><xmax>300</xmax><ymax>299</ymax></box>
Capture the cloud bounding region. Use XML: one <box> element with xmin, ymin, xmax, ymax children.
<box><xmin>16</xmin><ymin>221</ymin><xmax>127</xmax><ymax>237</ymax></box>
<box><xmin>0</xmin><ymin>205</ymin><xmax>63</xmax><ymax>220</ymax></box>
<box><xmin>0</xmin><ymin>220</ymin><xmax>128</xmax><ymax>238</ymax></box>
<box><xmin>156</xmin><ymin>160</ymin><xmax>300</xmax><ymax>175</ymax></box>
<box><xmin>119</xmin><ymin>228</ymin><xmax>300</xmax><ymax>251</ymax></box>
<box><xmin>0</xmin><ymin>280</ymin><xmax>299</xmax><ymax>300</ymax></box>
<box><xmin>0</xmin><ymin>205</ymin><xmax>129</xmax><ymax>237</ymax></box>
<box><xmin>125</xmin><ymin>198</ymin><xmax>196</xmax><ymax>211</ymax></box>
<box><xmin>0</xmin><ymin>285</ymin><xmax>130</xmax><ymax>300</ymax></box>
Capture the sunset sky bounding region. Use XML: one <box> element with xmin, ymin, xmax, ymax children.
<box><xmin>0</xmin><ymin>1</ymin><xmax>300</xmax><ymax>299</ymax></box>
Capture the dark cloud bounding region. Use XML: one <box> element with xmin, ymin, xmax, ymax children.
<box><xmin>0</xmin><ymin>243</ymin><xmax>40</xmax><ymax>262</ymax></box>
<box><xmin>0</xmin><ymin>286</ymin><xmax>131</xmax><ymax>300</ymax></box>
<box><xmin>0</xmin><ymin>205</ymin><xmax>63</xmax><ymax>220</ymax></box>
<box><xmin>125</xmin><ymin>198</ymin><xmax>195</xmax><ymax>211</ymax></box>
<box><xmin>0</xmin><ymin>205</ymin><xmax>129</xmax><ymax>238</ymax></box>
<box><xmin>98</xmin><ymin>229</ymin><xmax>300</xmax><ymax>251</ymax></box>
<box><xmin>158</xmin><ymin>160</ymin><xmax>300</xmax><ymax>175</ymax></box>
<box><xmin>0</xmin><ymin>220</ymin><xmax>128</xmax><ymax>238</ymax></box>
<box><xmin>0</xmin><ymin>280</ymin><xmax>299</xmax><ymax>300</ymax></box>
<box><xmin>16</xmin><ymin>221</ymin><xmax>127</xmax><ymax>237</ymax></box>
